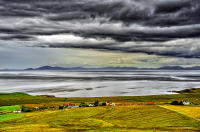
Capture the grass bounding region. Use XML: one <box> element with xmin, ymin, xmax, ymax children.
<box><xmin>0</xmin><ymin>92</ymin><xmax>31</xmax><ymax>97</ymax></box>
<box><xmin>0</xmin><ymin>92</ymin><xmax>67</xmax><ymax>106</ymax></box>
<box><xmin>66</xmin><ymin>93</ymin><xmax>200</xmax><ymax>104</ymax></box>
<box><xmin>0</xmin><ymin>114</ymin><xmax>24</xmax><ymax>122</ymax></box>
<box><xmin>0</xmin><ymin>105</ymin><xmax>24</xmax><ymax>122</ymax></box>
<box><xmin>0</xmin><ymin>105</ymin><xmax>20</xmax><ymax>112</ymax></box>
<box><xmin>0</xmin><ymin>91</ymin><xmax>200</xmax><ymax>131</ymax></box>
<box><xmin>1</xmin><ymin>91</ymin><xmax>200</xmax><ymax>106</ymax></box>
<box><xmin>160</xmin><ymin>105</ymin><xmax>200</xmax><ymax>120</ymax></box>
<box><xmin>0</xmin><ymin>105</ymin><xmax>200</xmax><ymax>131</ymax></box>
<box><xmin>0</xmin><ymin>124</ymin><xmax>63</xmax><ymax>132</ymax></box>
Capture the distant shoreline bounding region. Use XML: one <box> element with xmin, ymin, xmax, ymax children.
<box><xmin>169</xmin><ymin>88</ymin><xmax>200</xmax><ymax>94</ymax></box>
<box><xmin>11</xmin><ymin>88</ymin><xmax>200</xmax><ymax>98</ymax></box>
<box><xmin>34</xmin><ymin>87</ymin><xmax>200</xmax><ymax>98</ymax></box>
<box><xmin>1</xmin><ymin>87</ymin><xmax>199</xmax><ymax>99</ymax></box>
<box><xmin>1</xmin><ymin>87</ymin><xmax>200</xmax><ymax>106</ymax></box>
<box><xmin>3</xmin><ymin>65</ymin><xmax>200</xmax><ymax>71</ymax></box>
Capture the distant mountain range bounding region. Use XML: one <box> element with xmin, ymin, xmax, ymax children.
<box><xmin>24</xmin><ymin>65</ymin><xmax>200</xmax><ymax>71</ymax></box>
<box><xmin>25</xmin><ymin>66</ymin><xmax>138</xmax><ymax>71</ymax></box>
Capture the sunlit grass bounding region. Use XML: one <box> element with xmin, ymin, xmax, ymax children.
<box><xmin>160</xmin><ymin>105</ymin><xmax>200</xmax><ymax>120</ymax></box>
<box><xmin>1</xmin><ymin>91</ymin><xmax>200</xmax><ymax>131</ymax></box>
<box><xmin>1</xmin><ymin>91</ymin><xmax>200</xmax><ymax>106</ymax></box>
<box><xmin>0</xmin><ymin>105</ymin><xmax>20</xmax><ymax>112</ymax></box>
<box><xmin>0</xmin><ymin>124</ymin><xmax>63</xmax><ymax>132</ymax></box>
<box><xmin>0</xmin><ymin>93</ymin><xmax>67</xmax><ymax>106</ymax></box>
<box><xmin>0</xmin><ymin>105</ymin><xmax>200</xmax><ymax>131</ymax></box>
<box><xmin>0</xmin><ymin>114</ymin><xmax>24</xmax><ymax>122</ymax></box>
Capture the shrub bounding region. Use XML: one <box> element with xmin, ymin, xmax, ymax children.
<box><xmin>80</xmin><ymin>102</ymin><xmax>87</xmax><ymax>107</ymax></box>
<box><xmin>21</xmin><ymin>105</ymin><xmax>31</xmax><ymax>112</ymax></box>
<box><xmin>94</xmin><ymin>100</ymin><xmax>99</xmax><ymax>106</ymax></box>
<box><xmin>171</xmin><ymin>100</ymin><xmax>183</xmax><ymax>105</ymax></box>
<box><xmin>102</xmin><ymin>102</ymin><xmax>106</xmax><ymax>106</ymax></box>
<box><xmin>59</xmin><ymin>105</ymin><xmax>64</xmax><ymax>109</ymax></box>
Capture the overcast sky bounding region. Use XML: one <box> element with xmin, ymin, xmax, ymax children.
<box><xmin>0</xmin><ymin>0</ymin><xmax>200</xmax><ymax>69</ymax></box>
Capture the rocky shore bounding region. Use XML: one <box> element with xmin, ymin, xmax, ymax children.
<box><xmin>170</xmin><ymin>88</ymin><xmax>199</xmax><ymax>93</ymax></box>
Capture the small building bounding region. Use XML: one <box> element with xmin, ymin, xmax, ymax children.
<box><xmin>146</xmin><ymin>102</ymin><xmax>154</xmax><ymax>105</ymax></box>
<box><xmin>13</xmin><ymin>109</ymin><xmax>22</xmax><ymax>113</ymax></box>
<box><xmin>63</xmin><ymin>103</ymin><xmax>79</xmax><ymax>108</ymax></box>
<box><xmin>106</xmin><ymin>101</ymin><xmax>115</xmax><ymax>106</ymax></box>
<box><xmin>88</xmin><ymin>103</ymin><xmax>95</xmax><ymax>107</ymax></box>
<box><xmin>182</xmin><ymin>101</ymin><xmax>192</xmax><ymax>105</ymax></box>
<box><xmin>110</xmin><ymin>103</ymin><xmax>115</xmax><ymax>106</ymax></box>
<box><xmin>106</xmin><ymin>102</ymin><xmax>109</xmax><ymax>106</ymax></box>
<box><xmin>64</xmin><ymin>103</ymin><xmax>72</xmax><ymax>106</ymax></box>
<box><xmin>68</xmin><ymin>105</ymin><xmax>79</xmax><ymax>108</ymax></box>
<box><xmin>34</xmin><ymin>107</ymin><xmax>39</xmax><ymax>110</ymax></box>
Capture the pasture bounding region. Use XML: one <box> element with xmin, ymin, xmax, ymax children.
<box><xmin>0</xmin><ymin>90</ymin><xmax>200</xmax><ymax>131</ymax></box>
<box><xmin>0</xmin><ymin>105</ymin><xmax>200</xmax><ymax>131</ymax></box>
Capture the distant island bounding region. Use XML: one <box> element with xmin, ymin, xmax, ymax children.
<box><xmin>23</xmin><ymin>65</ymin><xmax>200</xmax><ymax>71</ymax></box>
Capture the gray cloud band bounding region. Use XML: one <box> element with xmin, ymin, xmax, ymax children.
<box><xmin>0</xmin><ymin>0</ymin><xmax>200</xmax><ymax>58</ymax></box>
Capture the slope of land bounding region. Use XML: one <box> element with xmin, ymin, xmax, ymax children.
<box><xmin>1</xmin><ymin>105</ymin><xmax>200</xmax><ymax>131</ymax></box>
<box><xmin>0</xmin><ymin>89</ymin><xmax>200</xmax><ymax>131</ymax></box>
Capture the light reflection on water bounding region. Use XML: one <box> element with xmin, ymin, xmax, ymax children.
<box><xmin>0</xmin><ymin>70</ymin><xmax>200</xmax><ymax>97</ymax></box>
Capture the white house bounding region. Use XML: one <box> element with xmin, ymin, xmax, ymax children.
<box><xmin>110</xmin><ymin>103</ymin><xmax>116</xmax><ymax>106</ymax></box>
<box><xmin>68</xmin><ymin>105</ymin><xmax>79</xmax><ymax>108</ymax></box>
<box><xmin>182</xmin><ymin>101</ymin><xmax>192</xmax><ymax>105</ymax></box>
<box><xmin>88</xmin><ymin>103</ymin><xmax>95</xmax><ymax>107</ymax></box>
<box><xmin>13</xmin><ymin>109</ymin><xmax>22</xmax><ymax>113</ymax></box>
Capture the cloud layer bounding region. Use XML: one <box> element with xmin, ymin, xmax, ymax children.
<box><xmin>0</xmin><ymin>0</ymin><xmax>200</xmax><ymax>58</ymax></box>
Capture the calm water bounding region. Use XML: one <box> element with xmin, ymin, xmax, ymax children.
<box><xmin>0</xmin><ymin>70</ymin><xmax>200</xmax><ymax>97</ymax></box>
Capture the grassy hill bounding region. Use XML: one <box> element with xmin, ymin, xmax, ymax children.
<box><xmin>0</xmin><ymin>89</ymin><xmax>200</xmax><ymax>131</ymax></box>
<box><xmin>0</xmin><ymin>105</ymin><xmax>200</xmax><ymax>131</ymax></box>
<box><xmin>1</xmin><ymin>89</ymin><xmax>200</xmax><ymax>106</ymax></box>
<box><xmin>0</xmin><ymin>93</ymin><xmax>67</xmax><ymax>106</ymax></box>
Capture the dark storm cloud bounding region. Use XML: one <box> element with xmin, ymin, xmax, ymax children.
<box><xmin>0</xmin><ymin>35</ymin><xmax>34</xmax><ymax>41</ymax></box>
<box><xmin>154</xmin><ymin>0</ymin><xmax>191</xmax><ymax>14</ymax></box>
<box><xmin>0</xmin><ymin>0</ymin><xmax>200</xmax><ymax>58</ymax></box>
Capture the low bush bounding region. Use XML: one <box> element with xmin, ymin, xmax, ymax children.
<box><xmin>79</xmin><ymin>102</ymin><xmax>87</xmax><ymax>107</ymax></box>
<box><xmin>21</xmin><ymin>105</ymin><xmax>31</xmax><ymax>112</ymax></box>
<box><xmin>94</xmin><ymin>100</ymin><xmax>99</xmax><ymax>106</ymax></box>
<box><xmin>102</xmin><ymin>102</ymin><xmax>106</xmax><ymax>106</ymax></box>
<box><xmin>171</xmin><ymin>101</ymin><xmax>183</xmax><ymax>105</ymax></box>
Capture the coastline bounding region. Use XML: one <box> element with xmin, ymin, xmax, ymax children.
<box><xmin>169</xmin><ymin>88</ymin><xmax>200</xmax><ymax>93</ymax></box>
<box><xmin>1</xmin><ymin>87</ymin><xmax>200</xmax><ymax>106</ymax></box>
<box><xmin>28</xmin><ymin>87</ymin><xmax>200</xmax><ymax>97</ymax></box>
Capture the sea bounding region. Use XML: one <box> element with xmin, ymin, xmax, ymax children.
<box><xmin>0</xmin><ymin>70</ymin><xmax>200</xmax><ymax>97</ymax></box>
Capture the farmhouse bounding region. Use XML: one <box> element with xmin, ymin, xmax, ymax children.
<box><xmin>146</xmin><ymin>102</ymin><xmax>154</xmax><ymax>105</ymax></box>
<box><xmin>106</xmin><ymin>101</ymin><xmax>115</xmax><ymax>106</ymax></box>
<box><xmin>88</xmin><ymin>103</ymin><xmax>95</xmax><ymax>107</ymax></box>
<box><xmin>182</xmin><ymin>101</ymin><xmax>193</xmax><ymax>105</ymax></box>
<box><xmin>64</xmin><ymin>103</ymin><xmax>79</xmax><ymax>108</ymax></box>
<box><xmin>13</xmin><ymin>109</ymin><xmax>22</xmax><ymax>113</ymax></box>
<box><xmin>64</xmin><ymin>103</ymin><xmax>72</xmax><ymax>106</ymax></box>
<box><xmin>68</xmin><ymin>105</ymin><xmax>79</xmax><ymax>108</ymax></box>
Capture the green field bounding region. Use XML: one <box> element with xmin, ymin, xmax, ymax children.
<box><xmin>0</xmin><ymin>105</ymin><xmax>200</xmax><ymax>131</ymax></box>
<box><xmin>0</xmin><ymin>105</ymin><xmax>20</xmax><ymax>112</ymax></box>
<box><xmin>66</xmin><ymin>93</ymin><xmax>200</xmax><ymax>104</ymax></box>
<box><xmin>0</xmin><ymin>105</ymin><xmax>24</xmax><ymax>122</ymax></box>
<box><xmin>0</xmin><ymin>92</ymin><xmax>67</xmax><ymax>106</ymax></box>
<box><xmin>1</xmin><ymin>91</ymin><xmax>200</xmax><ymax>106</ymax></box>
<box><xmin>0</xmin><ymin>90</ymin><xmax>200</xmax><ymax>131</ymax></box>
<box><xmin>0</xmin><ymin>114</ymin><xmax>24</xmax><ymax>122</ymax></box>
